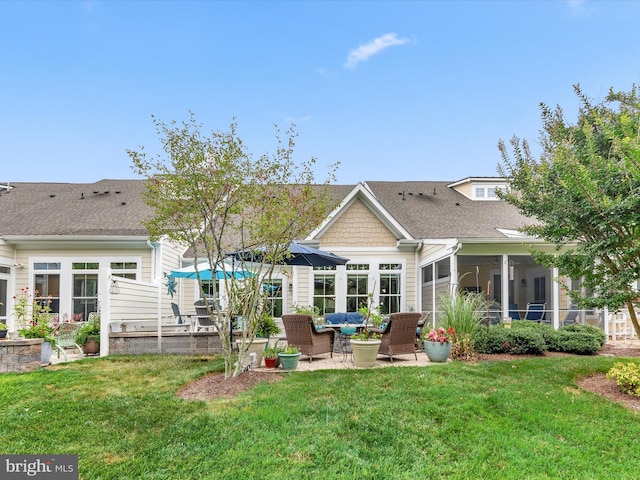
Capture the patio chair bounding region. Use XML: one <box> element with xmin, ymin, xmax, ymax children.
<box><xmin>524</xmin><ymin>303</ymin><xmax>545</xmax><ymax>322</ymax></box>
<box><xmin>281</xmin><ymin>314</ymin><xmax>335</xmax><ymax>362</ymax></box>
<box><xmin>373</xmin><ymin>312</ymin><xmax>422</xmax><ymax>362</ymax></box>
<box><xmin>193</xmin><ymin>300</ymin><xmax>215</xmax><ymax>332</ymax></box>
<box><xmin>53</xmin><ymin>322</ymin><xmax>84</xmax><ymax>361</ymax></box>
<box><xmin>171</xmin><ymin>303</ymin><xmax>192</xmax><ymax>327</ymax></box>
<box><xmin>563</xmin><ymin>304</ymin><xmax>579</xmax><ymax>326</ymax></box>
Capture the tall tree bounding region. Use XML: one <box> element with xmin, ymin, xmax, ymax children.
<box><xmin>129</xmin><ymin>114</ymin><xmax>338</xmax><ymax>377</ymax></box>
<box><xmin>498</xmin><ymin>84</ymin><xmax>640</xmax><ymax>337</ymax></box>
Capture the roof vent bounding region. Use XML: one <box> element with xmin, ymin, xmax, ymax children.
<box><xmin>433</xmin><ymin>188</ymin><xmax>437</xmax><ymax>195</ymax></box>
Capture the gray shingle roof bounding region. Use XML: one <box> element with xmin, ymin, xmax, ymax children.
<box><xmin>365</xmin><ymin>181</ymin><xmax>530</xmax><ymax>239</ymax></box>
<box><xmin>0</xmin><ymin>180</ymin><xmax>152</xmax><ymax>236</ymax></box>
<box><xmin>0</xmin><ymin>179</ymin><xmax>529</xmax><ymax>240</ymax></box>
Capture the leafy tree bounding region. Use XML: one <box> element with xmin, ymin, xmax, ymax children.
<box><xmin>498</xmin><ymin>83</ymin><xmax>640</xmax><ymax>337</ymax></box>
<box><xmin>129</xmin><ymin>114</ymin><xmax>338</xmax><ymax>377</ymax></box>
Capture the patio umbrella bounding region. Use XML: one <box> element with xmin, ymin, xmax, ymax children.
<box><xmin>169</xmin><ymin>262</ymin><xmax>253</xmax><ymax>280</ymax></box>
<box><xmin>228</xmin><ymin>243</ymin><xmax>349</xmax><ymax>267</ymax></box>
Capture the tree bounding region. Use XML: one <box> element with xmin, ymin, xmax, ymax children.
<box><xmin>498</xmin><ymin>83</ymin><xmax>640</xmax><ymax>337</ymax></box>
<box><xmin>129</xmin><ymin>114</ymin><xmax>338</xmax><ymax>377</ymax></box>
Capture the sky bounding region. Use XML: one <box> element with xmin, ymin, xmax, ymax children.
<box><xmin>2</xmin><ymin>0</ymin><xmax>640</xmax><ymax>185</ymax></box>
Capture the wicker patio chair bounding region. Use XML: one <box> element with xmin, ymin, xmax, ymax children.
<box><xmin>373</xmin><ymin>312</ymin><xmax>422</xmax><ymax>362</ymax></box>
<box><xmin>53</xmin><ymin>322</ymin><xmax>84</xmax><ymax>361</ymax></box>
<box><xmin>281</xmin><ymin>314</ymin><xmax>335</xmax><ymax>362</ymax></box>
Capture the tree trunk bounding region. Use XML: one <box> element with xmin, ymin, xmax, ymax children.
<box><xmin>627</xmin><ymin>300</ymin><xmax>640</xmax><ymax>339</ymax></box>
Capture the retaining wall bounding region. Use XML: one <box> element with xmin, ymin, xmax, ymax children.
<box><xmin>0</xmin><ymin>338</ymin><xmax>43</xmax><ymax>373</ymax></box>
<box><xmin>109</xmin><ymin>332</ymin><xmax>224</xmax><ymax>355</ymax></box>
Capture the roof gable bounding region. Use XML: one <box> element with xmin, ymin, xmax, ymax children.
<box><xmin>308</xmin><ymin>183</ymin><xmax>413</xmax><ymax>242</ymax></box>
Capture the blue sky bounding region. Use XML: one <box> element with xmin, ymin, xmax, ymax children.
<box><xmin>2</xmin><ymin>1</ymin><xmax>640</xmax><ymax>185</ymax></box>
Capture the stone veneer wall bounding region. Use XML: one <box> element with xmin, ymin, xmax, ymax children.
<box><xmin>0</xmin><ymin>338</ymin><xmax>43</xmax><ymax>373</ymax></box>
<box><xmin>109</xmin><ymin>332</ymin><xmax>223</xmax><ymax>355</ymax></box>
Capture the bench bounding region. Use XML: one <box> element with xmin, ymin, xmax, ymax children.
<box><xmin>324</xmin><ymin>312</ymin><xmax>365</xmax><ymax>325</ymax></box>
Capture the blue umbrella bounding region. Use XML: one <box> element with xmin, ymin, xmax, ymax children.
<box><xmin>169</xmin><ymin>262</ymin><xmax>253</xmax><ymax>280</ymax></box>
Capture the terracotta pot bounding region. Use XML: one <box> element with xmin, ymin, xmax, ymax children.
<box><xmin>264</xmin><ymin>356</ymin><xmax>277</xmax><ymax>369</ymax></box>
<box><xmin>82</xmin><ymin>338</ymin><xmax>100</xmax><ymax>355</ymax></box>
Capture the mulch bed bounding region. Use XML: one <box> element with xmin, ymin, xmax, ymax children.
<box><xmin>177</xmin><ymin>343</ymin><xmax>640</xmax><ymax>411</ymax></box>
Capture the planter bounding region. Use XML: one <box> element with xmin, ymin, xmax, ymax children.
<box><xmin>82</xmin><ymin>338</ymin><xmax>100</xmax><ymax>355</ymax></box>
<box><xmin>244</xmin><ymin>337</ymin><xmax>269</xmax><ymax>367</ymax></box>
<box><xmin>424</xmin><ymin>341</ymin><xmax>451</xmax><ymax>363</ymax></box>
<box><xmin>278</xmin><ymin>352</ymin><xmax>301</xmax><ymax>371</ymax></box>
<box><xmin>264</xmin><ymin>356</ymin><xmax>278</xmax><ymax>369</ymax></box>
<box><xmin>41</xmin><ymin>340</ymin><xmax>52</xmax><ymax>364</ymax></box>
<box><xmin>351</xmin><ymin>339</ymin><xmax>381</xmax><ymax>367</ymax></box>
<box><xmin>0</xmin><ymin>329</ymin><xmax>8</xmax><ymax>339</ymax></box>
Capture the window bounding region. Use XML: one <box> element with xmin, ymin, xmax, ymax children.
<box><xmin>423</xmin><ymin>258</ymin><xmax>450</xmax><ymax>284</ymax></box>
<box><xmin>34</xmin><ymin>273</ymin><xmax>60</xmax><ymax>314</ymax></box>
<box><xmin>346</xmin><ymin>273</ymin><xmax>368</xmax><ymax>312</ymax></box>
<box><xmin>379</xmin><ymin>265</ymin><xmax>401</xmax><ymax>314</ymax></box>
<box><xmin>313</xmin><ymin>274</ymin><xmax>335</xmax><ymax>315</ymax></box>
<box><xmin>422</xmin><ymin>265</ymin><xmax>433</xmax><ymax>283</ymax></box>
<box><xmin>346</xmin><ymin>263</ymin><xmax>369</xmax><ymax>271</ymax></box>
<box><xmin>200</xmin><ymin>280</ymin><xmax>221</xmax><ymax>306</ymax></box>
<box><xmin>475</xmin><ymin>187</ymin><xmax>485</xmax><ymax>198</ymax></box>
<box><xmin>34</xmin><ymin>262</ymin><xmax>61</xmax><ymax>270</ymax></box>
<box><xmin>73</xmin><ymin>273</ymin><xmax>98</xmax><ymax>322</ymax></box>
<box><xmin>264</xmin><ymin>280</ymin><xmax>283</xmax><ymax>317</ymax></box>
<box><xmin>534</xmin><ymin>276</ymin><xmax>546</xmax><ymax>303</ymax></box>
<box><xmin>110</xmin><ymin>262</ymin><xmax>138</xmax><ymax>280</ymax></box>
<box><xmin>437</xmin><ymin>258</ymin><xmax>450</xmax><ymax>279</ymax></box>
<box><xmin>487</xmin><ymin>187</ymin><xmax>497</xmax><ymax>198</ymax></box>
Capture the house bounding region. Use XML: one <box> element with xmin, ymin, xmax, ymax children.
<box><xmin>0</xmin><ymin>177</ymin><xmax>622</xmax><ymax>356</ymax></box>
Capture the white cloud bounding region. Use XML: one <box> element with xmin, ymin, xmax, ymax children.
<box><xmin>284</xmin><ymin>115</ymin><xmax>311</xmax><ymax>124</ymax></box>
<box><xmin>344</xmin><ymin>33</ymin><xmax>410</xmax><ymax>70</ymax></box>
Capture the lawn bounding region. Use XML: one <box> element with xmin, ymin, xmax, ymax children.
<box><xmin>1</xmin><ymin>354</ymin><xmax>639</xmax><ymax>479</ymax></box>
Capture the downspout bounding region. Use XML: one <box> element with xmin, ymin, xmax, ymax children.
<box><xmin>148</xmin><ymin>240</ymin><xmax>162</xmax><ymax>353</ymax></box>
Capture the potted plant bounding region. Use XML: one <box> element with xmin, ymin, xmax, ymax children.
<box><xmin>262</xmin><ymin>345</ymin><xmax>282</xmax><ymax>369</ymax></box>
<box><xmin>0</xmin><ymin>322</ymin><xmax>8</xmax><ymax>339</ymax></box>
<box><xmin>256</xmin><ymin>314</ymin><xmax>280</xmax><ymax>339</ymax></box>
<box><xmin>278</xmin><ymin>344</ymin><xmax>301</xmax><ymax>371</ymax></box>
<box><xmin>294</xmin><ymin>304</ymin><xmax>323</xmax><ymax>328</ymax></box>
<box><xmin>245</xmin><ymin>314</ymin><xmax>281</xmax><ymax>367</ymax></box>
<box><xmin>76</xmin><ymin>316</ymin><xmax>101</xmax><ymax>355</ymax></box>
<box><xmin>422</xmin><ymin>327</ymin><xmax>456</xmax><ymax>362</ymax></box>
<box><xmin>14</xmin><ymin>287</ymin><xmax>56</xmax><ymax>363</ymax></box>
<box><xmin>350</xmin><ymin>293</ymin><xmax>383</xmax><ymax>367</ymax></box>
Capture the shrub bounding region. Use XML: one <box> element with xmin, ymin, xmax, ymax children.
<box><xmin>553</xmin><ymin>330</ymin><xmax>602</xmax><ymax>355</ymax></box>
<box><xmin>607</xmin><ymin>362</ymin><xmax>640</xmax><ymax>396</ymax></box>
<box><xmin>506</xmin><ymin>328</ymin><xmax>547</xmax><ymax>355</ymax></box>
<box><xmin>474</xmin><ymin>327</ymin><xmax>511</xmax><ymax>354</ymax></box>
<box><xmin>562</xmin><ymin>324</ymin><xmax>606</xmax><ymax>347</ymax></box>
<box><xmin>474</xmin><ymin>325</ymin><xmax>546</xmax><ymax>355</ymax></box>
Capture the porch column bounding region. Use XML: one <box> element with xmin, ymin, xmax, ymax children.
<box><xmin>502</xmin><ymin>255</ymin><xmax>509</xmax><ymax>320</ymax></box>
<box><xmin>98</xmin><ymin>267</ymin><xmax>111</xmax><ymax>357</ymax></box>
<box><xmin>552</xmin><ymin>267</ymin><xmax>560</xmax><ymax>329</ymax></box>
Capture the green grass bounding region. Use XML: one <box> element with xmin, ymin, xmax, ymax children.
<box><xmin>2</xmin><ymin>354</ymin><xmax>640</xmax><ymax>479</ymax></box>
